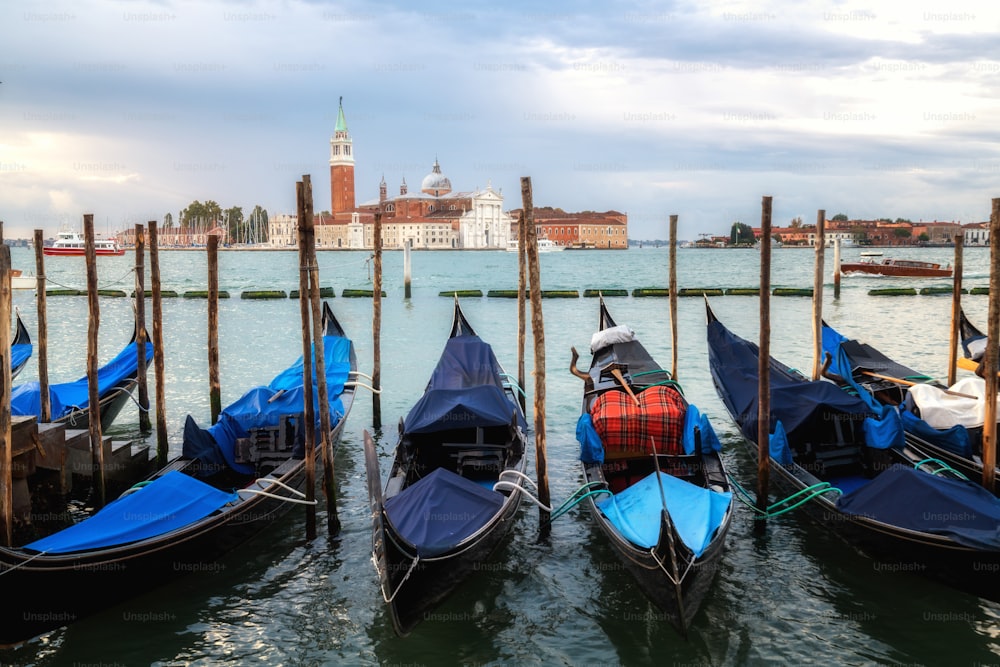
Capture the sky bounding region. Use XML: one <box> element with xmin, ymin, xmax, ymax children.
<box><xmin>2</xmin><ymin>0</ymin><xmax>999</xmax><ymax>242</ymax></box>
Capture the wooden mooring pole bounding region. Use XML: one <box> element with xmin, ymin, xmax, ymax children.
<box><xmin>811</xmin><ymin>210</ymin><xmax>826</xmax><ymax>380</ymax></box>
<box><xmin>948</xmin><ymin>234</ymin><xmax>964</xmax><ymax>387</ymax></box>
<box><xmin>668</xmin><ymin>214</ymin><xmax>678</xmax><ymax>380</ymax></box>
<box><xmin>0</xmin><ymin>245</ymin><xmax>12</xmax><ymax>546</ymax></box>
<box><xmin>149</xmin><ymin>222</ymin><xmax>169</xmax><ymax>467</ymax></box>
<box><xmin>303</xmin><ymin>175</ymin><xmax>339</xmax><ymax>535</ymax></box>
<box><xmin>981</xmin><ymin>199</ymin><xmax>1000</xmax><ymax>494</ymax></box>
<box><xmin>521</xmin><ymin>176</ymin><xmax>551</xmax><ymax>532</ymax></box>
<box><xmin>134</xmin><ymin>224</ymin><xmax>150</xmax><ymax>432</ymax></box>
<box><xmin>84</xmin><ymin>215</ymin><xmax>106</xmax><ymax>507</ymax></box>
<box><xmin>296</xmin><ymin>179</ymin><xmax>318</xmax><ymax>540</ymax></box>
<box><xmin>756</xmin><ymin>196</ymin><xmax>773</xmax><ymax>532</ymax></box>
<box><xmin>517</xmin><ymin>211</ymin><xmax>527</xmax><ymax>414</ymax></box>
<box><xmin>372</xmin><ymin>213</ymin><xmax>383</xmax><ymax>430</ymax></box>
<box><xmin>33</xmin><ymin>230</ymin><xmax>51</xmax><ymax>423</ymax></box>
<box><xmin>833</xmin><ymin>238</ymin><xmax>841</xmax><ymax>300</ymax></box>
<box><xmin>403</xmin><ymin>239</ymin><xmax>412</xmax><ymax>299</ymax></box>
<box><xmin>207</xmin><ymin>235</ymin><xmax>221</xmax><ymax>425</ymax></box>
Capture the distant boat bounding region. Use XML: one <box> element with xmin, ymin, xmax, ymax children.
<box><xmin>10</xmin><ymin>270</ymin><xmax>36</xmax><ymax>290</ymax></box>
<box><xmin>44</xmin><ymin>229</ymin><xmax>125</xmax><ymax>257</ymax></box>
<box><xmin>840</xmin><ymin>257</ymin><xmax>952</xmax><ymax>278</ymax></box>
<box><xmin>506</xmin><ymin>237</ymin><xmax>565</xmax><ymax>253</ymax></box>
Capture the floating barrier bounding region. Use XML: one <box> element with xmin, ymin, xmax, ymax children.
<box><xmin>439</xmin><ymin>290</ymin><xmax>483</xmax><ymax>297</ymax></box>
<box><xmin>725</xmin><ymin>288</ymin><xmax>760</xmax><ymax>296</ymax></box>
<box><xmin>678</xmin><ymin>288</ymin><xmax>724</xmax><ymax>297</ymax></box>
<box><xmin>773</xmin><ymin>288</ymin><xmax>813</xmax><ymax>297</ymax></box>
<box><xmin>45</xmin><ymin>289</ymin><xmax>82</xmax><ymax>297</ymax></box>
<box><xmin>289</xmin><ymin>287</ymin><xmax>335</xmax><ymax>298</ymax></box>
<box><xmin>97</xmin><ymin>289</ymin><xmax>128</xmax><ymax>298</ymax></box>
<box><xmin>971</xmin><ymin>287</ymin><xmax>990</xmax><ymax>295</ymax></box>
<box><xmin>241</xmin><ymin>290</ymin><xmax>287</xmax><ymax>299</ymax></box>
<box><xmin>487</xmin><ymin>290</ymin><xmax>521</xmax><ymax>298</ymax></box>
<box><xmin>919</xmin><ymin>287</ymin><xmax>966</xmax><ymax>296</ymax></box>
<box><xmin>183</xmin><ymin>290</ymin><xmax>231</xmax><ymax>298</ymax></box>
<box><xmin>869</xmin><ymin>288</ymin><xmax>918</xmax><ymax>296</ymax></box>
<box><xmin>342</xmin><ymin>289</ymin><xmax>386</xmax><ymax>298</ymax></box>
<box><xmin>542</xmin><ymin>290</ymin><xmax>579</xmax><ymax>298</ymax></box>
<box><xmin>632</xmin><ymin>288</ymin><xmax>669</xmax><ymax>297</ymax></box>
<box><xmin>132</xmin><ymin>289</ymin><xmax>178</xmax><ymax>298</ymax></box>
<box><xmin>583</xmin><ymin>289</ymin><xmax>628</xmax><ymax>297</ymax></box>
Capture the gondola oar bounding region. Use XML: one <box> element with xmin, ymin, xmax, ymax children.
<box><xmin>860</xmin><ymin>370</ymin><xmax>978</xmax><ymax>400</ymax></box>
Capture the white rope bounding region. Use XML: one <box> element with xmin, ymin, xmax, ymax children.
<box><xmin>492</xmin><ymin>480</ymin><xmax>552</xmax><ymax>512</ymax></box>
<box><xmin>377</xmin><ymin>554</ymin><xmax>420</xmax><ymax>603</ymax></box>
<box><xmin>238</xmin><ymin>488</ymin><xmax>317</xmax><ymax>505</ymax></box>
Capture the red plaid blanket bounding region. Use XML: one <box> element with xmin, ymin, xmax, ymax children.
<box><xmin>590</xmin><ymin>386</ymin><xmax>686</xmax><ymax>457</ymax></box>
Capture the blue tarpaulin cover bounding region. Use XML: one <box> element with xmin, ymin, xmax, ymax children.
<box><xmin>577</xmin><ymin>413</ymin><xmax>605</xmax><ymax>464</ymax></box>
<box><xmin>11</xmin><ymin>342</ymin><xmax>30</xmax><ymax>375</ymax></box>
<box><xmin>11</xmin><ymin>339</ymin><xmax>153</xmax><ymax>420</ymax></box>
<box><xmin>836</xmin><ymin>465</ymin><xmax>1000</xmax><ymax>550</ymax></box>
<box><xmin>404</xmin><ymin>334</ymin><xmax>524</xmax><ymax>434</ymax></box>
<box><xmin>383</xmin><ymin>467</ymin><xmax>504</xmax><ymax>557</ymax></box>
<box><xmin>708</xmin><ymin>316</ymin><xmax>884</xmax><ymax>448</ymax></box>
<box><xmin>183</xmin><ymin>336</ymin><xmax>351</xmax><ymax>475</ymax></box>
<box><xmin>823</xmin><ymin>321</ymin><xmax>969</xmax><ymax>455</ymax></box>
<box><xmin>682</xmin><ymin>404</ymin><xmax>722</xmax><ymax>455</ymax></box>
<box><xmin>596</xmin><ymin>471</ymin><xmax>732</xmax><ymax>556</ymax></box>
<box><xmin>23</xmin><ymin>471</ymin><xmax>238</xmax><ymax>554</ymax></box>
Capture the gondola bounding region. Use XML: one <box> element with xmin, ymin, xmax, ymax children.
<box><xmin>365</xmin><ymin>299</ymin><xmax>527</xmax><ymax>636</ymax></box>
<box><xmin>0</xmin><ymin>301</ymin><xmax>356</xmax><ymax>646</ymax></box>
<box><xmin>10</xmin><ymin>318</ymin><xmax>152</xmax><ymax>431</ymax></box>
<box><xmin>706</xmin><ymin>301</ymin><xmax>1000</xmax><ymax>602</ymax></box>
<box><xmin>571</xmin><ymin>298</ymin><xmax>733</xmax><ymax>636</ymax></box>
<box><xmin>820</xmin><ymin>318</ymin><xmax>996</xmax><ymax>485</ymax></box>
<box><xmin>11</xmin><ymin>309</ymin><xmax>31</xmax><ymax>380</ymax></box>
<box><xmin>958</xmin><ymin>308</ymin><xmax>992</xmax><ymax>374</ymax></box>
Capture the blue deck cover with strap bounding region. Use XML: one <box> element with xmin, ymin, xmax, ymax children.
<box><xmin>596</xmin><ymin>471</ymin><xmax>732</xmax><ymax>556</ymax></box>
<box><xmin>11</xmin><ymin>341</ymin><xmax>31</xmax><ymax>375</ymax></box>
<box><xmin>11</xmin><ymin>339</ymin><xmax>153</xmax><ymax>420</ymax></box>
<box><xmin>23</xmin><ymin>471</ymin><xmax>238</xmax><ymax>554</ymax></box>
<box><xmin>384</xmin><ymin>467</ymin><xmax>504</xmax><ymax>557</ymax></box>
<box><xmin>183</xmin><ymin>336</ymin><xmax>351</xmax><ymax>475</ymax></box>
<box><xmin>836</xmin><ymin>465</ymin><xmax>1000</xmax><ymax>550</ymax></box>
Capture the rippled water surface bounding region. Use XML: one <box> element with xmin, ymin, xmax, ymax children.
<box><xmin>2</xmin><ymin>244</ymin><xmax>997</xmax><ymax>666</ymax></box>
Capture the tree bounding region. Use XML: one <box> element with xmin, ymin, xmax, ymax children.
<box><xmin>247</xmin><ymin>205</ymin><xmax>269</xmax><ymax>244</ymax></box>
<box><xmin>164</xmin><ymin>212</ymin><xmax>173</xmax><ymax>229</ymax></box>
<box><xmin>895</xmin><ymin>218</ymin><xmax>912</xmax><ymax>223</ymax></box>
<box><xmin>730</xmin><ymin>221</ymin><xmax>755</xmax><ymax>246</ymax></box>
<box><xmin>790</xmin><ymin>216</ymin><xmax>803</xmax><ymax>228</ymax></box>
<box><xmin>225</xmin><ymin>206</ymin><xmax>244</xmax><ymax>243</ymax></box>
<box><xmin>893</xmin><ymin>227</ymin><xmax>912</xmax><ymax>239</ymax></box>
<box><xmin>832</xmin><ymin>213</ymin><xmax>848</xmax><ymax>221</ymax></box>
<box><xmin>918</xmin><ymin>232</ymin><xmax>930</xmax><ymax>242</ymax></box>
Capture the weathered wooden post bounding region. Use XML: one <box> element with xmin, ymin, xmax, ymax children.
<box><xmin>517</xmin><ymin>211</ymin><xmax>527</xmax><ymax>414</ymax></box>
<box><xmin>981</xmin><ymin>199</ymin><xmax>1000</xmax><ymax>494</ymax></box>
<box><xmin>207</xmin><ymin>235</ymin><xmax>221</xmax><ymax>424</ymax></box>
<box><xmin>669</xmin><ymin>214</ymin><xmax>678</xmax><ymax>380</ymax></box>
<box><xmin>372</xmin><ymin>212</ymin><xmax>383</xmax><ymax>430</ymax></box>
<box><xmin>296</xmin><ymin>179</ymin><xmax>318</xmax><ymax>540</ymax></box>
<box><xmin>149</xmin><ymin>222</ymin><xmax>169</xmax><ymax>467</ymax></box>
<box><xmin>811</xmin><ymin>210</ymin><xmax>826</xmax><ymax>380</ymax></box>
<box><xmin>134</xmin><ymin>224</ymin><xmax>150</xmax><ymax>432</ymax></box>
<box><xmin>303</xmin><ymin>175</ymin><xmax>339</xmax><ymax>535</ymax></box>
<box><xmin>948</xmin><ymin>234</ymin><xmax>964</xmax><ymax>387</ymax></box>
<box><xmin>33</xmin><ymin>230</ymin><xmax>50</xmax><ymax>423</ymax></box>
<box><xmin>403</xmin><ymin>239</ymin><xmax>412</xmax><ymax>299</ymax></box>
<box><xmin>0</xmin><ymin>245</ymin><xmax>12</xmax><ymax>546</ymax></box>
<box><xmin>84</xmin><ymin>214</ymin><xmax>106</xmax><ymax>507</ymax></box>
<box><xmin>521</xmin><ymin>176</ymin><xmax>551</xmax><ymax>531</ymax></box>
<box><xmin>833</xmin><ymin>238</ymin><xmax>841</xmax><ymax>300</ymax></box>
<box><xmin>756</xmin><ymin>196</ymin><xmax>773</xmax><ymax>531</ymax></box>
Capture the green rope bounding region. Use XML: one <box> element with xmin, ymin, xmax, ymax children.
<box><xmin>641</xmin><ymin>379</ymin><xmax>685</xmax><ymax>395</ymax></box>
<box><xmin>913</xmin><ymin>457</ymin><xmax>968</xmax><ymax>480</ymax></box>
<box><xmin>550</xmin><ymin>489</ymin><xmax>612</xmax><ymax>521</ymax></box>
<box><xmin>904</xmin><ymin>375</ymin><xmax>934</xmax><ymax>383</ymax></box>
<box><xmin>727</xmin><ymin>473</ymin><xmax>842</xmax><ymax>517</ymax></box>
<box><xmin>497</xmin><ymin>373</ymin><xmax>526</xmax><ymax>399</ymax></box>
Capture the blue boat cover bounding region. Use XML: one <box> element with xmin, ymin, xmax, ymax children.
<box><xmin>383</xmin><ymin>467</ymin><xmax>504</xmax><ymax>557</ymax></box>
<box><xmin>577</xmin><ymin>413</ymin><xmax>605</xmax><ymax>464</ymax></box>
<box><xmin>404</xmin><ymin>334</ymin><xmax>524</xmax><ymax>434</ymax></box>
<box><xmin>596</xmin><ymin>471</ymin><xmax>732</xmax><ymax>556</ymax></box>
<box><xmin>23</xmin><ymin>471</ymin><xmax>238</xmax><ymax>554</ymax></box>
<box><xmin>183</xmin><ymin>336</ymin><xmax>351</xmax><ymax>475</ymax></box>
<box><xmin>837</xmin><ymin>465</ymin><xmax>1000</xmax><ymax>551</ymax></box>
<box><xmin>823</xmin><ymin>322</ymin><xmax>970</xmax><ymax>456</ymax></box>
<box><xmin>707</xmin><ymin>317</ymin><xmax>893</xmax><ymax>449</ymax></box>
<box><xmin>11</xmin><ymin>342</ymin><xmax>31</xmax><ymax>375</ymax></box>
<box><xmin>10</xmin><ymin>339</ymin><xmax>153</xmax><ymax>420</ymax></box>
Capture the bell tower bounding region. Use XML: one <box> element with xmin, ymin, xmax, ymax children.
<box><xmin>329</xmin><ymin>97</ymin><xmax>355</xmax><ymax>214</ymax></box>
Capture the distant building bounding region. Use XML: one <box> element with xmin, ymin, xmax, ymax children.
<box><xmin>269</xmin><ymin>98</ymin><xmax>626</xmax><ymax>249</ymax></box>
<box><xmin>964</xmin><ymin>221</ymin><xmax>989</xmax><ymax>247</ymax></box>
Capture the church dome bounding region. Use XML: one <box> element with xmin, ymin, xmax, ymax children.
<box><xmin>420</xmin><ymin>159</ymin><xmax>452</xmax><ymax>196</ymax></box>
